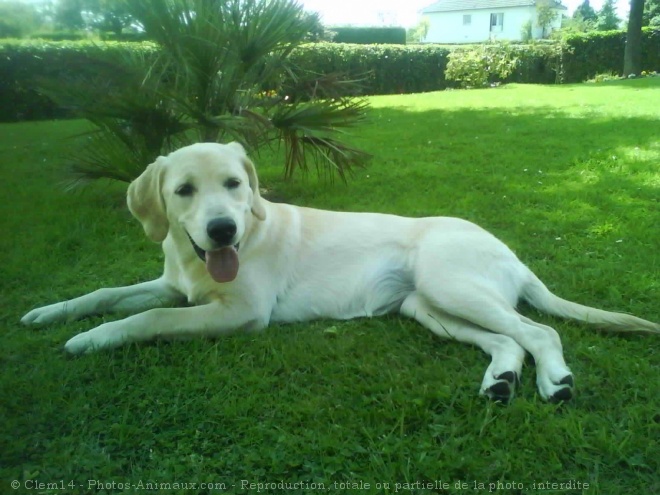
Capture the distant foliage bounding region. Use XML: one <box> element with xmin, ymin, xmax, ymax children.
<box><xmin>521</xmin><ymin>20</ymin><xmax>533</xmax><ymax>42</ymax></box>
<box><xmin>536</xmin><ymin>3</ymin><xmax>557</xmax><ymax>38</ymax></box>
<box><xmin>644</xmin><ymin>0</ymin><xmax>660</xmax><ymax>26</ymax></box>
<box><xmin>406</xmin><ymin>18</ymin><xmax>430</xmax><ymax>44</ymax></box>
<box><xmin>561</xmin><ymin>13</ymin><xmax>595</xmax><ymax>34</ymax></box>
<box><xmin>596</xmin><ymin>0</ymin><xmax>621</xmax><ymax>31</ymax></box>
<box><xmin>331</xmin><ymin>27</ymin><xmax>406</xmax><ymax>45</ymax></box>
<box><xmin>574</xmin><ymin>0</ymin><xmax>598</xmax><ymax>23</ymax></box>
<box><xmin>0</xmin><ymin>1</ymin><xmax>48</xmax><ymax>38</ymax></box>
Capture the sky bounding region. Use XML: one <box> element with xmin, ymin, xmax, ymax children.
<box><xmin>9</xmin><ymin>0</ymin><xmax>633</xmax><ymax>28</ymax></box>
<box><xmin>298</xmin><ymin>0</ymin><xmax>632</xmax><ymax>27</ymax></box>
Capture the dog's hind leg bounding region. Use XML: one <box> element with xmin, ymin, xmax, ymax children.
<box><xmin>401</xmin><ymin>292</ymin><xmax>526</xmax><ymax>403</ymax></box>
<box><xmin>414</xmin><ymin>281</ymin><xmax>574</xmax><ymax>402</ymax></box>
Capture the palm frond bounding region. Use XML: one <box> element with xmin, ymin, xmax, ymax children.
<box><xmin>38</xmin><ymin>46</ymin><xmax>192</xmax><ymax>183</ymax></box>
<box><xmin>280</xmin><ymin>133</ymin><xmax>372</xmax><ymax>182</ymax></box>
<box><xmin>43</xmin><ymin>0</ymin><xmax>372</xmax><ymax>185</ymax></box>
<box><xmin>126</xmin><ymin>0</ymin><xmax>319</xmax><ymax>122</ymax></box>
<box><xmin>65</xmin><ymin>130</ymin><xmax>154</xmax><ymax>189</ymax></box>
<box><xmin>270</xmin><ymin>98</ymin><xmax>372</xmax><ymax>180</ymax></box>
<box><xmin>270</xmin><ymin>98</ymin><xmax>369</xmax><ymax>133</ymax></box>
<box><xmin>279</xmin><ymin>69</ymin><xmax>370</xmax><ymax>102</ymax></box>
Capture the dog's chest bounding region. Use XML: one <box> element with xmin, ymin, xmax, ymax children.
<box><xmin>163</xmin><ymin>252</ymin><xmax>219</xmax><ymax>304</ymax></box>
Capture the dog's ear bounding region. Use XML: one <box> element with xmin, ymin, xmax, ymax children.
<box><xmin>127</xmin><ymin>156</ymin><xmax>169</xmax><ymax>242</ymax></box>
<box><xmin>228</xmin><ymin>142</ymin><xmax>266</xmax><ymax>221</ymax></box>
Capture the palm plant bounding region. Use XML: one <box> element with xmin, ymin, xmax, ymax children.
<box><xmin>48</xmin><ymin>0</ymin><xmax>370</xmax><ymax>185</ymax></box>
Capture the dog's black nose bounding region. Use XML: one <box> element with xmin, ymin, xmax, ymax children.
<box><xmin>207</xmin><ymin>218</ymin><xmax>237</xmax><ymax>245</ymax></box>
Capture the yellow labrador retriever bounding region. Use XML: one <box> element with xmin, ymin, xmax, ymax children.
<box><xmin>22</xmin><ymin>143</ymin><xmax>659</xmax><ymax>402</ymax></box>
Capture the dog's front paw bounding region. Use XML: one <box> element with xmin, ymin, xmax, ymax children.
<box><xmin>64</xmin><ymin>323</ymin><xmax>126</xmax><ymax>355</ymax></box>
<box><xmin>21</xmin><ymin>303</ymin><xmax>69</xmax><ymax>327</ymax></box>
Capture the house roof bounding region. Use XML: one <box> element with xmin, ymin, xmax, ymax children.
<box><xmin>421</xmin><ymin>1</ymin><xmax>567</xmax><ymax>14</ymax></box>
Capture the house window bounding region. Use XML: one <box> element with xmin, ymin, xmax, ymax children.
<box><xmin>490</xmin><ymin>12</ymin><xmax>504</xmax><ymax>32</ymax></box>
<box><xmin>463</xmin><ymin>14</ymin><xmax>471</xmax><ymax>26</ymax></box>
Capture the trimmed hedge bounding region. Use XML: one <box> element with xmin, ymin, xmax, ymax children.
<box><xmin>0</xmin><ymin>40</ymin><xmax>453</xmax><ymax>121</ymax></box>
<box><xmin>0</xmin><ymin>40</ymin><xmax>158</xmax><ymax>122</ymax></box>
<box><xmin>290</xmin><ymin>43</ymin><xmax>561</xmax><ymax>95</ymax></box>
<box><xmin>289</xmin><ymin>43</ymin><xmax>452</xmax><ymax>95</ymax></box>
<box><xmin>331</xmin><ymin>27</ymin><xmax>406</xmax><ymax>45</ymax></box>
<box><xmin>562</xmin><ymin>27</ymin><xmax>660</xmax><ymax>82</ymax></box>
<box><xmin>29</xmin><ymin>32</ymin><xmax>86</xmax><ymax>41</ymax></box>
<box><xmin>1</xmin><ymin>28</ymin><xmax>659</xmax><ymax>121</ymax></box>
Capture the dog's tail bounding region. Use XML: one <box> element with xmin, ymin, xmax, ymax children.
<box><xmin>521</xmin><ymin>270</ymin><xmax>660</xmax><ymax>334</ymax></box>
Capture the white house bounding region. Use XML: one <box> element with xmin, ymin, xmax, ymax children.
<box><xmin>421</xmin><ymin>0</ymin><xmax>567</xmax><ymax>44</ymax></box>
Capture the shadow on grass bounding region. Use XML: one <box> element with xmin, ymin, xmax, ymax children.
<box><xmin>569</xmin><ymin>77</ymin><xmax>660</xmax><ymax>89</ymax></box>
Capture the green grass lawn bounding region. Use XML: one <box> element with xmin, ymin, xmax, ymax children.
<box><xmin>1</xmin><ymin>79</ymin><xmax>658</xmax><ymax>495</ymax></box>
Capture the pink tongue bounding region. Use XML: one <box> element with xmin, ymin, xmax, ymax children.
<box><xmin>205</xmin><ymin>246</ymin><xmax>239</xmax><ymax>283</ymax></box>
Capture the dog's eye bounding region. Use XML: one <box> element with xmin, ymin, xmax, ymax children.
<box><xmin>175</xmin><ymin>183</ymin><xmax>195</xmax><ymax>196</ymax></box>
<box><xmin>225</xmin><ymin>178</ymin><xmax>241</xmax><ymax>190</ymax></box>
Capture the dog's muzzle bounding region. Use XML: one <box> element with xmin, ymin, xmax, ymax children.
<box><xmin>186</xmin><ymin>229</ymin><xmax>240</xmax><ymax>283</ymax></box>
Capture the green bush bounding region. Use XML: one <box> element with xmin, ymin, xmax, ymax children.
<box><xmin>331</xmin><ymin>27</ymin><xmax>406</xmax><ymax>45</ymax></box>
<box><xmin>561</xmin><ymin>27</ymin><xmax>660</xmax><ymax>82</ymax></box>
<box><xmin>446</xmin><ymin>44</ymin><xmax>519</xmax><ymax>88</ymax></box>
<box><xmin>446</xmin><ymin>42</ymin><xmax>562</xmax><ymax>88</ymax></box>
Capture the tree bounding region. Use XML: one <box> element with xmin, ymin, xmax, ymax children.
<box><xmin>406</xmin><ymin>17</ymin><xmax>430</xmax><ymax>43</ymax></box>
<box><xmin>643</xmin><ymin>0</ymin><xmax>660</xmax><ymax>25</ymax></box>
<box><xmin>561</xmin><ymin>12</ymin><xmax>593</xmax><ymax>33</ymax></box>
<box><xmin>521</xmin><ymin>19</ymin><xmax>533</xmax><ymax>41</ymax></box>
<box><xmin>91</xmin><ymin>0</ymin><xmax>135</xmax><ymax>35</ymax></box>
<box><xmin>301</xmin><ymin>11</ymin><xmax>334</xmax><ymax>42</ymax></box>
<box><xmin>54</xmin><ymin>0</ymin><xmax>136</xmax><ymax>35</ymax></box>
<box><xmin>624</xmin><ymin>0</ymin><xmax>645</xmax><ymax>76</ymax></box>
<box><xmin>42</xmin><ymin>0</ymin><xmax>370</xmax><ymax>185</ymax></box>
<box><xmin>54</xmin><ymin>0</ymin><xmax>86</xmax><ymax>31</ymax></box>
<box><xmin>536</xmin><ymin>2</ymin><xmax>557</xmax><ymax>38</ymax></box>
<box><xmin>0</xmin><ymin>2</ymin><xmax>44</xmax><ymax>38</ymax></box>
<box><xmin>574</xmin><ymin>0</ymin><xmax>597</xmax><ymax>22</ymax></box>
<box><xmin>596</xmin><ymin>0</ymin><xmax>621</xmax><ymax>30</ymax></box>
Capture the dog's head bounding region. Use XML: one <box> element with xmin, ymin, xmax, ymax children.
<box><xmin>127</xmin><ymin>142</ymin><xmax>266</xmax><ymax>283</ymax></box>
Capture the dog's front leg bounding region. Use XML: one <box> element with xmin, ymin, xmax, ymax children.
<box><xmin>64</xmin><ymin>302</ymin><xmax>267</xmax><ymax>354</ymax></box>
<box><xmin>21</xmin><ymin>278</ymin><xmax>184</xmax><ymax>327</ymax></box>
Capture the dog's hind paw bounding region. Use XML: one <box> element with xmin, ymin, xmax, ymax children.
<box><xmin>548</xmin><ymin>375</ymin><xmax>574</xmax><ymax>403</ymax></box>
<box><xmin>538</xmin><ymin>372</ymin><xmax>574</xmax><ymax>402</ymax></box>
<box><xmin>480</xmin><ymin>371</ymin><xmax>519</xmax><ymax>404</ymax></box>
